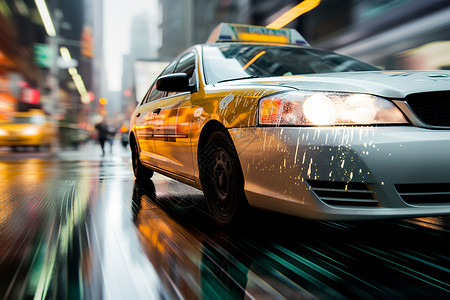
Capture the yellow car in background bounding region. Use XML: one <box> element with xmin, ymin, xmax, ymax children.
<box><xmin>0</xmin><ymin>110</ymin><xmax>54</xmax><ymax>151</ymax></box>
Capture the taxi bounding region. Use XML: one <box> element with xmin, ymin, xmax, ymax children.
<box><xmin>0</xmin><ymin>109</ymin><xmax>54</xmax><ymax>151</ymax></box>
<box><xmin>130</xmin><ymin>23</ymin><xmax>450</xmax><ymax>226</ymax></box>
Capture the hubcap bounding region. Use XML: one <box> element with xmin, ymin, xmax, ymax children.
<box><xmin>213</xmin><ymin>149</ymin><xmax>233</xmax><ymax>211</ymax></box>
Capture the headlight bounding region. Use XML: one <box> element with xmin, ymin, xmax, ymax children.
<box><xmin>0</xmin><ymin>128</ymin><xmax>7</xmax><ymax>136</ymax></box>
<box><xmin>22</xmin><ymin>127</ymin><xmax>39</xmax><ymax>135</ymax></box>
<box><xmin>258</xmin><ymin>91</ymin><xmax>408</xmax><ymax>126</ymax></box>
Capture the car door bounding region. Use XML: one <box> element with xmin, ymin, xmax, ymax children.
<box><xmin>153</xmin><ymin>51</ymin><xmax>197</xmax><ymax>180</ymax></box>
<box><xmin>135</xmin><ymin>61</ymin><xmax>176</xmax><ymax>166</ymax></box>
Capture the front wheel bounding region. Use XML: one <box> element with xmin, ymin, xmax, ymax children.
<box><xmin>199</xmin><ymin>131</ymin><xmax>249</xmax><ymax>227</ymax></box>
<box><xmin>130</xmin><ymin>137</ymin><xmax>154</xmax><ymax>180</ymax></box>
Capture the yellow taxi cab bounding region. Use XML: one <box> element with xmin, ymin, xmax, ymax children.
<box><xmin>130</xmin><ymin>23</ymin><xmax>450</xmax><ymax>226</ymax></box>
<box><xmin>0</xmin><ymin>109</ymin><xmax>54</xmax><ymax>151</ymax></box>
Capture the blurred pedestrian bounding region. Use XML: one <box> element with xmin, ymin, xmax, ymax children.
<box><xmin>106</xmin><ymin>123</ymin><xmax>116</xmax><ymax>153</ymax></box>
<box><xmin>120</xmin><ymin>126</ymin><xmax>129</xmax><ymax>149</ymax></box>
<box><xmin>95</xmin><ymin>118</ymin><xmax>111</xmax><ymax>156</ymax></box>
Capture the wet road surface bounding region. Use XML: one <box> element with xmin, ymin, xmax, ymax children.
<box><xmin>0</xmin><ymin>142</ymin><xmax>449</xmax><ymax>299</ymax></box>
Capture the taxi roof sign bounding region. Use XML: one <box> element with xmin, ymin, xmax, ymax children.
<box><xmin>206</xmin><ymin>23</ymin><xmax>310</xmax><ymax>46</ymax></box>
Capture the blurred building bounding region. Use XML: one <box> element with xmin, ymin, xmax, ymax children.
<box><xmin>120</xmin><ymin>1</ymin><xmax>160</xmax><ymax>124</ymax></box>
<box><xmin>156</xmin><ymin>0</ymin><xmax>450</xmax><ymax>71</ymax></box>
<box><xmin>248</xmin><ymin>0</ymin><xmax>450</xmax><ymax>70</ymax></box>
<box><xmin>86</xmin><ymin>0</ymin><xmax>105</xmax><ymax>131</ymax></box>
<box><xmin>0</xmin><ymin>0</ymin><xmax>44</xmax><ymax>120</ymax></box>
<box><xmin>305</xmin><ymin>0</ymin><xmax>450</xmax><ymax>70</ymax></box>
<box><xmin>158</xmin><ymin>0</ymin><xmax>251</xmax><ymax>61</ymax></box>
<box><xmin>0</xmin><ymin>0</ymin><xmax>101</xmax><ymax>139</ymax></box>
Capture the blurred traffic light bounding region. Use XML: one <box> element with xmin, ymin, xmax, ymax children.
<box><xmin>99</xmin><ymin>97</ymin><xmax>107</xmax><ymax>105</ymax></box>
<box><xmin>81</xmin><ymin>26</ymin><xmax>93</xmax><ymax>58</ymax></box>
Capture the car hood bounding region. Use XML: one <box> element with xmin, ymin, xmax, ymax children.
<box><xmin>219</xmin><ymin>70</ymin><xmax>450</xmax><ymax>98</ymax></box>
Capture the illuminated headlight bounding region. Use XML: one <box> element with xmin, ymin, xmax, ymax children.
<box><xmin>0</xmin><ymin>128</ymin><xmax>7</xmax><ymax>136</ymax></box>
<box><xmin>258</xmin><ymin>91</ymin><xmax>408</xmax><ymax>126</ymax></box>
<box><xmin>22</xmin><ymin>127</ymin><xmax>39</xmax><ymax>135</ymax></box>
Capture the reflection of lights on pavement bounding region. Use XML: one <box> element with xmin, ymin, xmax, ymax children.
<box><xmin>100</xmin><ymin>175</ymin><xmax>161</xmax><ymax>298</ymax></box>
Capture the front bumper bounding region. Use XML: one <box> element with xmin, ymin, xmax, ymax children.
<box><xmin>230</xmin><ymin>126</ymin><xmax>450</xmax><ymax>221</ymax></box>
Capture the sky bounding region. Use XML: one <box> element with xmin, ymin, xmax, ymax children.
<box><xmin>103</xmin><ymin>0</ymin><xmax>157</xmax><ymax>92</ymax></box>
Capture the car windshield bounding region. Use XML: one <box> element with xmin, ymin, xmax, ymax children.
<box><xmin>6</xmin><ymin>115</ymin><xmax>46</xmax><ymax>124</ymax></box>
<box><xmin>202</xmin><ymin>44</ymin><xmax>380</xmax><ymax>84</ymax></box>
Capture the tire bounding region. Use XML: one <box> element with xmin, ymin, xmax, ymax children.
<box><xmin>130</xmin><ymin>137</ymin><xmax>154</xmax><ymax>180</ymax></box>
<box><xmin>199</xmin><ymin>131</ymin><xmax>249</xmax><ymax>227</ymax></box>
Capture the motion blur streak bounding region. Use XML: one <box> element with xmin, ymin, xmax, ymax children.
<box><xmin>0</xmin><ymin>142</ymin><xmax>449</xmax><ymax>298</ymax></box>
<box><xmin>93</xmin><ymin>171</ymin><xmax>162</xmax><ymax>299</ymax></box>
<box><xmin>266</xmin><ymin>0</ymin><xmax>321</xmax><ymax>29</ymax></box>
<box><xmin>0</xmin><ymin>151</ymin><xmax>164</xmax><ymax>300</ymax></box>
<box><xmin>132</xmin><ymin>177</ymin><xmax>450</xmax><ymax>299</ymax></box>
<box><xmin>33</xmin><ymin>0</ymin><xmax>56</xmax><ymax>37</ymax></box>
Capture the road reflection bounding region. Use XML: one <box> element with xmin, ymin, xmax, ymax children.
<box><xmin>132</xmin><ymin>178</ymin><xmax>450</xmax><ymax>300</ymax></box>
<box><xmin>0</xmin><ymin>157</ymin><xmax>165</xmax><ymax>300</ymax></box>
<box><xmin>1</xmin><ymin>156</ymin><xmax>449</xmax><ymax>299</ymax></box>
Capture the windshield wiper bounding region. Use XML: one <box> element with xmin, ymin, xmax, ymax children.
<box><xmin>216</xmin><ymin>75</ymin><xmax>260</xmax><ymax>83</ymax></box>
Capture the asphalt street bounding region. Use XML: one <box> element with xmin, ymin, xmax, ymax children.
<box><xmin>0</xmin><ymin>140</ymin><xmax>449</xmax><ymax>299</ymax></box>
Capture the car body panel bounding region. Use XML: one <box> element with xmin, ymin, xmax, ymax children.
<box><xmin>215</xmin><ymin>70</ymin><xmax>450</xmax><ymax>99</ymax></box>
<box><xmin>134</xmin><ymin>101</ymin><xmax>157</xmax><ymax>166</ymax></box>
<box><xmin>229</xmin><ymin>126</ymin><xmax>450</xmax><ymax>220</ymax></box>
<box><xmin>152</xmin><ymin>93</ymin><xmax>195</xmax><ymax>179</ymax></box>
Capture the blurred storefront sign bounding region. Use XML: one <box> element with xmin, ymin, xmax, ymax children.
<box><xmin>21</xmin><ymin>87</ymin><xmax>40</xmax><ymax>105</ymax></box>
<box><xmin>34</xmin><ymin>43</ymin><xmax>54</xmax><ymax>68</ymax></box>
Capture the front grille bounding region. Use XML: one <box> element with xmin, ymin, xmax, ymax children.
<box><xmin>307</xmin><ymin>180</ymin><xmax>378</xmax><ymax>207</ymax></box>
<box><xmin>405</xmin><ymin>91</ymin><xmax>450</xmax><ymax>127</ymax></box>
<box><xmin>395</xmin><ymin>183</ymin><xmax>450</xmax><ymax>205</ymax></box>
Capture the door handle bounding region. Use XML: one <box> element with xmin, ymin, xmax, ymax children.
<box><xmin>153</xmin><ymin>107</ymin><xmax>161</xmax><ymax>114</ymax></box>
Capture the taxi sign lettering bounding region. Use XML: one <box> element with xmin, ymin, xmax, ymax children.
<box><xmin>207</xmin><ymin>23</ymin><xmax>309</xmax><ymax>46</ymax></box>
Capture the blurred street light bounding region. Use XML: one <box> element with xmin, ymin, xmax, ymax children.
<box><xmin>59</xmin><ymin>46</ymin><xmax>71</xmax><ymax>61</ymax></box>
<box><xmin>99</xmin><ymin>98</ymin><xmax>107</xmax><ymax>106</ymax></box>
<box><xmin>34</xmin><ymin>0</ymin><xmax>56</xmax><ymax>36</ymax></box>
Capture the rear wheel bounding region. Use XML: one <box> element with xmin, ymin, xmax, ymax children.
<box><xmin>199</xmin><ymin>131</ymin><xmax>248</xmax><ymax>227</ymax></box>
<box><xmin>130</xmin><ymin>137</ymin><xmax>154</xmax><ymax>180</ymax></box>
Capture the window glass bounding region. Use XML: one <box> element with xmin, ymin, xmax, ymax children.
<box><xmin>6</xmin><ymin>115</ymin><xmax>46</xmax><ymax>124</ymax></box>
<box><xmin>174</xmin><ymin>52</ymin><xmax>196</xmax><ymax>80</ymax></box>
<box><xmin>167</xmin><ymin>52</ymin><xmax>196</xmax><ymax>96</ymax></box>
<box><xmin>202</xmin><ymin>44</ymin><xmax>379</xmax><ymax>84</ymax></box>
<box><xmin>141</xmin><ymin>60</ymin><xmax>177</xmax><ymax>105</ymax></box>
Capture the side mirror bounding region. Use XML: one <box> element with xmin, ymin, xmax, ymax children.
<box><xmin>156</xmin><ymin>73</ymin><xmax>195</xmax><ymax>92</ymax></box>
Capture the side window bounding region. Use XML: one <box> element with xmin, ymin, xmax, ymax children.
<box><xmin>140</xmin><ymin>60</ymin><xmax>177</xmax><ymax>105</ymax></box>
<box><xmin>168</xmin><ymin>52</ymin><xmax>196</xmax><ymax>96</ymax></box>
